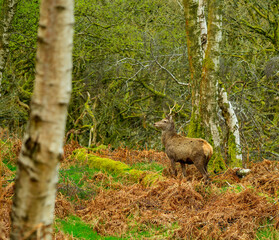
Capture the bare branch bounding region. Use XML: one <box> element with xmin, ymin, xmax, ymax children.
<box><xmin>153</xmin><ymin>57</ymin><xmax>189</xmax><ymax>86</ymax></box>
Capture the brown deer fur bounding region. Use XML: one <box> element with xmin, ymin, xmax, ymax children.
<box><xmin>154</xmin><ymin>115</ymin><xmax>213</xmax><ymax>182</ymax></box>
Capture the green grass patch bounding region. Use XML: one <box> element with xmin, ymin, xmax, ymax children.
<box><xmin>256</xmin><ymin>222</ymin><xmax>279</xmax><ymax>240</ymax></box>
<box><xmin>58</xmin><ymin>165</ymin><xmax>100</xmax><ymax>201</ymax></box>
<box><xmin>56</xmin><ymin>215</ymin><xmax>120</xmax><ymax>239</ymax></box>
<box><xmin>2</xmin><ymin>159</ymin><xmax>17</xmax><ymax>172</ymax></box>
<box><xmin>58</xmin><ymin>161</ymin><xmax>139</xmax><ymax>202</ymax></box>
<box><xmin>131</xmin><ymin>161</ymin><xmax>165</xmax><ymax>173</ymax></box>
<box><xmin>56</xmin><ymin>215</ymin><xmax>178</xmax><ymax>240</ymax></box>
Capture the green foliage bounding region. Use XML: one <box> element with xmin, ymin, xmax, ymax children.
<box><xmin>0</xmin><ymin>138</ymin><xmax>20</xmax><ymax>174</ymax></box>
<box><xmin>223</xmin><ymin>0</ymin><xmax>279</xmax><ymax>161</ymax></box>
<box><xmin>66</xmin><ymin>0</ymin><xmax>190</xmax><ymax>148</ymax></box>
<box><xmin>208</xmin><ymin>151</ymin><xmax>227</xmax><ymax>173</ymax></box>
<box><xmin>1</xmin><ymin>0</ymin><xmax>278</xmax><ymax>162</ymax></box>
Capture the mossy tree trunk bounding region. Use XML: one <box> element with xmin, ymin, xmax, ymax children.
<box><xmin>183</xmin><ymin>0</ymin><xmax>202</xmax><ymax>116</ymax></box>
<box><xmin>10</xmin><ymin>0</ymin><xmax>74</xmax><ymax>239</ymax></box>
<box><xmin>183</xmin><ymin>0</ymin><xmax>242</xmax><ymax>171</ymax></box>
<box><xmin>0</xmin><ymin>0</ymin><xmax>18</xmax><ymax>96</ymax></box>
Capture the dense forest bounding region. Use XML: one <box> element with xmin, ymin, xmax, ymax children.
<box><xmin>1</xmin><ymin>0</ymin><xmax>278</xmax><ymax>161</ymax></box>
<box><xmin>0</xmin><ymin>0</ymin><xmax>279</xmax><ymax>239</ymax></box>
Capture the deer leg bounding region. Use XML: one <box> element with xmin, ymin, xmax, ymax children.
<box><xmin>195</xmin><ymin>162</ymin><xmax>210</xmax><ymax>183</ymax></box>
<box><xmin>170</xmin><ymin>158</ymin><xmax>177</xmax><ymax>176</ymax></box>
<box><xmin>201</xmin><ymin>167</ymin><xmax>210</xmax><ymax>184</ymax></box>
<box><xmin>180</xmin><ymin>162</ymin><xmax>187</xmax><ymax>177</ymax></box>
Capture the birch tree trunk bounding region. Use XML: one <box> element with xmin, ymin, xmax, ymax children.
<box><xmin>183</xmin><ymin>0</ymin><xmax>202</xmax><ymax>123</ymax></box>
<box><xmin>218</xmin><ymin>87</ymin><xmax>242</xmax><ymax>166</ymax></box>
<box><xmin>199</xmin><ymin>0</ymin><xmax>224</xmax><ymax>169</ymax></box>
<box><xmin>183</xmin><ymin>0</ymin><xmax>242</xmax><ymax>171</ymax></box>
<box><xmin>206</xmin><ymin>0</ymin><xmax>242</xmax><ymax>166</ymax></box>
<box><xmin>10</xmin><ymin>0</ymin><xmax>74</xmax><ymax>239</ymax></box>
<box><xmin>0</xmin><ymin>0</ymin><xmax>18</xmax><ymax>96</ymax></box>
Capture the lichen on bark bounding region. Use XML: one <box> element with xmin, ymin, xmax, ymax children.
<box><xmin>227</xmin><ymin>133</ymin><xmax>242</xmax><ymax>167</ymax></box>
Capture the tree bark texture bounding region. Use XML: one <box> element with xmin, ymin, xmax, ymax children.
<box><xmin>218</xmin><ymin>87</ymin><xmax>242</xmax><ymax>166</ymax></box>
<box><xmin>10</xmin><ymin>0</ymin><xmax>74</xmax><ymax>239</ymax></box>
<box><xmin>183</xmin><ymin>0</ymin><xmax>202</xmax><ymax>112</ymax></box>
<box><xmin>200</xmin><ymin>0</ymin><xmax>222</xmax><ymax>152</ymax></box>
<box><xmin>0</xmin><ymin>0</ymin><xmax>18</xmax><ymax>95</ymax></box>
<box><xmin>183</xmin><ymin>0</ymin><xmax>242</xmax><ymax>171</ymax></box>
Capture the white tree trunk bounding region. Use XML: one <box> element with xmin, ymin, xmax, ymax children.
<box><xmin>0</xmin><ymin>0</ymin><xmax>18</xmax><ymax>95</ymax></box>
<box><xmin>10</xmin><ymin>0</ymin><xmax>74</xmax><ymax>239</ymax></box>
<box><xmin>202</xmin><ymin>0</ymin><xmax>222</xmax><ymax>150</ymax></box>
<box><xmin>197</xmin><ymin>0</ymin><xmax>207</xmax><ymax>57</ymax></box>
<box><xmin>219</xmin><ymin>88</ymin><xmax>243</xmax><ymax>162</ymax></box>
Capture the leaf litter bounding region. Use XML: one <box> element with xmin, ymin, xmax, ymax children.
<box><xmin>0</xmin><ymin>142</ymin><xmax>278</xmax><ymax>239</ymax></box>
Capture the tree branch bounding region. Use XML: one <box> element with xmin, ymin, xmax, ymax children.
<box><xmin>138</xmin><ymin>79</ymin><xmax>190</xmax><ymax>118</ymax></box>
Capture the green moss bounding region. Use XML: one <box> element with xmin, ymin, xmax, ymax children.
<box><xmin>72</xmin><ymin>148</ymin><xmax>164</xmax><ymax>186</ymax></box>
<box><xmin>208</xmin><ymin>151</ymin><xmax>226</xmax><ymax>173</ymax></box>
<box><xmin>89</xmin><ymin>144</ymin><xmax>108</xmax><ymax>152</ymax></box>
<box><xmin>74</xmin><ymin>148</ymin><xmax>130</xmax><ymax>174</ymax></box>
<box><xmin>187</xmin><ymin>114</ymin><xmax>205</xmax><ymax>138</ymax></box>
<box><xmin>203</xmin><ymin>56</ymin><xmax>215</xmax><ymax>71</ymax></box>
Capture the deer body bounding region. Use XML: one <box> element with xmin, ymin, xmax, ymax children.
<box><xmin>155</xmin><ymin>115</ymin><xmax>213</xmax><ymax>182</ymax></box>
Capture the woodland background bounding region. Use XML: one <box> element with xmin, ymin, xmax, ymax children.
<box><xmin>0</xmin><ymin>0</ymin><xmax>279</xmax><ymax>239</ymax></box>
<box><xmin>0</xmin><ymin>0</ymin><xmax>278</xmax><ymax>161</ymax></box>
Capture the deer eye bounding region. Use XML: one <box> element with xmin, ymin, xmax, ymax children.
<box><xmin>163</xmin><ymin>120</ymin><xmax>167</xmax><ymax>123</ymax></box>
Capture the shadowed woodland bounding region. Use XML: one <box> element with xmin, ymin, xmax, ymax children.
<box><xmin>0</xmin><ymin>0</ymin><xmax>278</xmax><ymax>239</ymax></box>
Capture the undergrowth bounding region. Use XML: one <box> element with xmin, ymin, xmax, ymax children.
<box><xmin>1</xmin><ymin>140</ymin><xmax>279</xmax><ymax>239</ymax></box>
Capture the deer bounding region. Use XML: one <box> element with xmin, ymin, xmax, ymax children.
<box><xmin>154</xmin><ymin>114</ymin><xmax>213</xmax><ymax>182</ymax></box>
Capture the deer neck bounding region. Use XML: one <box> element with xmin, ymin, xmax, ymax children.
<box><xmin>161</xmin><ymin>129</ymin><xmax>176</xmax><ymax>147</ymax></box>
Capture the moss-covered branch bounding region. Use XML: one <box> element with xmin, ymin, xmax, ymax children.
<box><xmin>72</xmin><ymin>148</ymin><xmax>164</xmax><ymax>186</ymax></box>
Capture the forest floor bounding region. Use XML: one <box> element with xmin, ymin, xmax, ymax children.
<box><xmin>1</xmin><ymin>139</ymin><xmax>279</xmax><ymax>239</ymax></box>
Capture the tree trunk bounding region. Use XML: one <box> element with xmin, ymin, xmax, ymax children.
<box><xmin>183</xmin><ymin>0</ymin><xmax>202</xmax><ymax>115</ymax></box>
<box><xmin>10</xmin><ymin>0</ymin><xmax>74</xmax><ymax>239</ymax></box>
<box><xmin>183</xmin><ymin>0</ymin><xmax>242</xmax><ymax>171</ymax></box>
<box><xmin>0</xmin><ymin>0</ymin><xmax>18</xmax><ymax>95</ymax></box>
<box><xmin>218</xmin><ymin>87</ymin><xmax>242</xmax><ymax>166</ymax></box>
<box><xmin>199</xmin><ymin>0</ymin><xmax>225</xmax><ymax>171</ymax></box>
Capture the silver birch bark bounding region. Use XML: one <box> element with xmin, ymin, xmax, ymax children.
<box><xmin>219</xmin><ymin>88</ymin><xmax>242</xmax><ymax>164</ymax></box>
<box><xmin>197</xmin><ymin>0</ymin><xmax>207</xmax><ymax>57</ymax></box>
<box><xmin>10</xmin><ymin>0</ymin><xmax>74</xmax><ymax>239</ymax></box>
<box><xmin>0</xmin><ymin>0</ymin><xmax>18</xmax><ymax>95</ymax></box>
<box><xmin>183</xmin><ymin>0</ymin><xmax>242</xmax><ymax>170</ymax></box>
<box><xmin>206</xmin><ymin>0</ymin><xmax>242</xmax><ymax>166</ymax></box>
<box><xmin>200</xmin><ymin>0</ymin><xmax>223</xmax><ymax>151</ymax></box>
